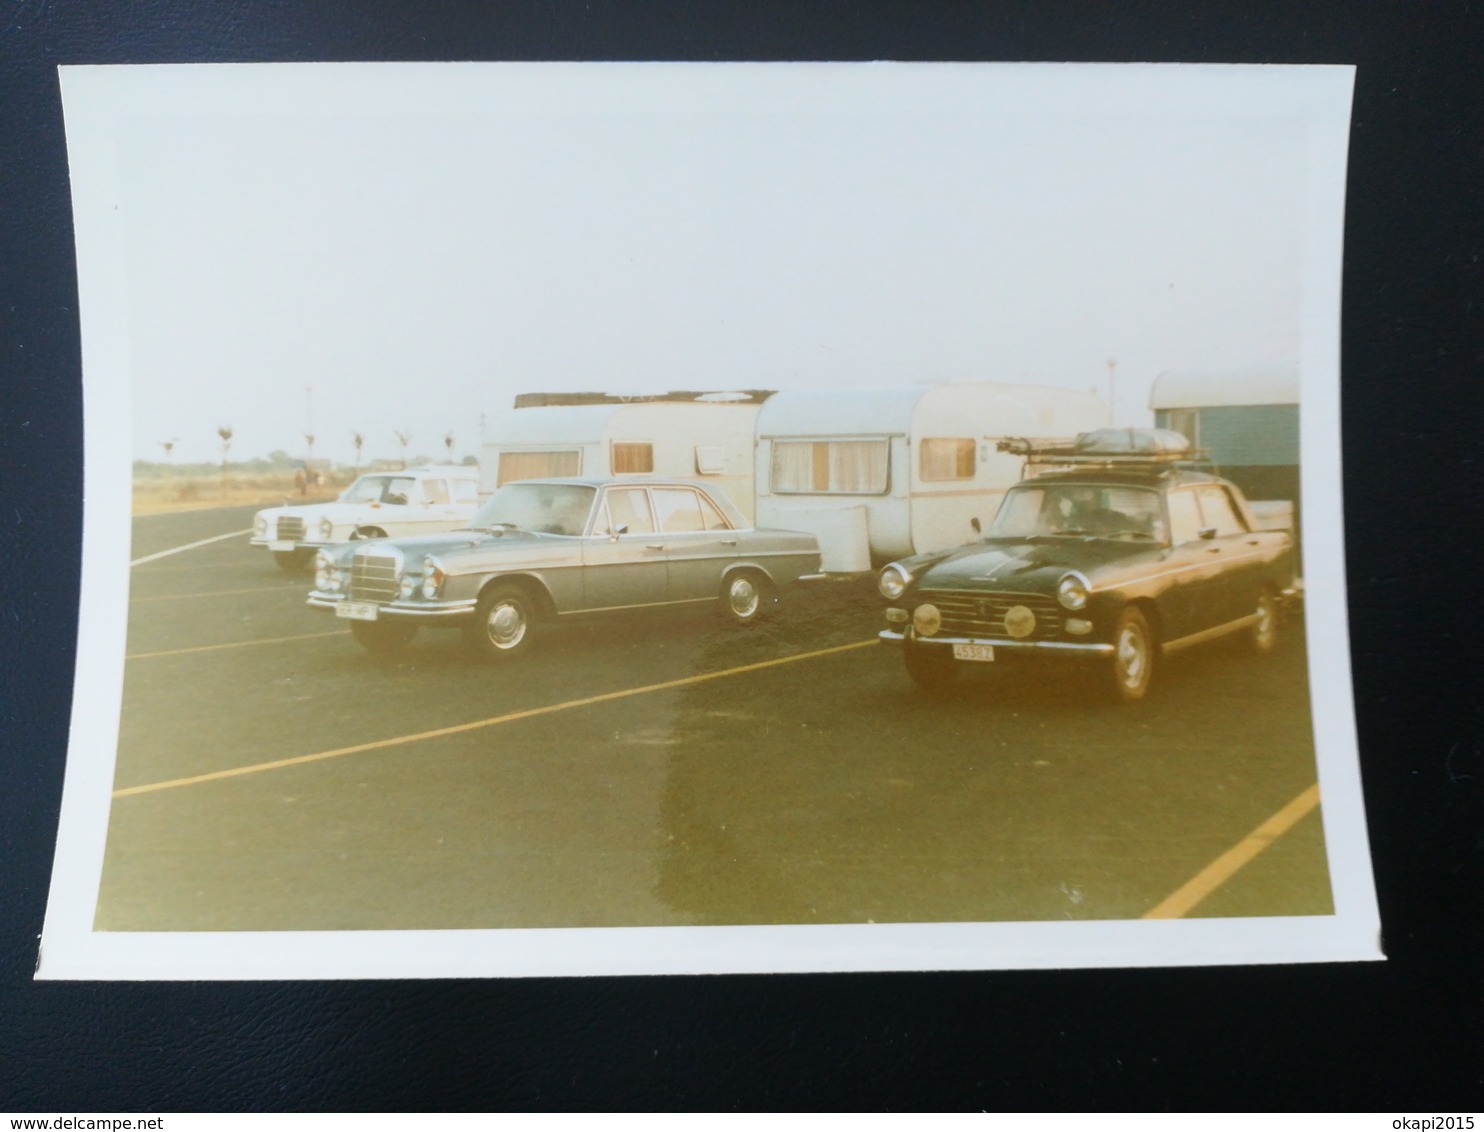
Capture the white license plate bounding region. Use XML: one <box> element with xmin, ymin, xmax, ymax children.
<box><xmin>952</xmin><ymin>644</ymin><xmax>996</xmax><ymax>662</ymax></box>
<box><xmin>336</xmin><ymin>601</ymin><xmax>379</xmax><ymax>622</ymax></box>
<box><xmin>268</xmin><ymin>540</ymin><xmax>296</xmax><ymax>552</ymax></box>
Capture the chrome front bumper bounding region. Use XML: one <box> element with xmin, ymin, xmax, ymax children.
<box><xmin>307</xmin><ymin>591</ymin><xmax>478</xmax><ymax>619</ymax></box>
<box><xmin>878</xmin><ymin>629</ymin><xmax>1115</xmax><ymax>656</ymax></box>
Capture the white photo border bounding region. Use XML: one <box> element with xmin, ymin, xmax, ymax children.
<box><xmin>40</xmin><ymin>61</ymin><xmax>1377</xmax><ymax>979</ymax></box>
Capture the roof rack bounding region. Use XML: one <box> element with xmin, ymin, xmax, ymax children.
<box><xmin>997</xmin><ymin>428</ymin><xmax>1215</xmax><ymax>474</ymax></box>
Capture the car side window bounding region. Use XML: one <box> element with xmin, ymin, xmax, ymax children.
<box><xmin>1166</xmin><ymin>489</ymin><xmax>1204</xmax><ymax>545</ymax></box>
<box><xmin>695</xmin><ymin>492</ymin><xmax>732</xmax><ymax>531</ymax></box>
<box><xmin>451</xmin><ymin>479</ymin><xmax>479</xmax><ymax>505</ymax></box>
<box><xmin>604</xmin><ymin>487</ymin><xmax>655</xmax><ymax>535</ymax></box>
<box><xmin>1196</xmin><ymin>485</ymin><xmax>1248</xmax><ymax>536</ymax></box>
<box><xmin>652</xmin><ymin>488</ymin><xmax>706</xmax><ymax>533</ymax></box>
<box><xmin>423</xmin><ymin>479</ymin><xmax>451</xmax><ymax>505</ymax></box>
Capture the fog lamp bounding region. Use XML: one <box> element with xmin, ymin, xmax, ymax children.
<box><xmin>912</xmin><ymin>603</ymin><xmax>942</xmax><ymax>637</ymax></box>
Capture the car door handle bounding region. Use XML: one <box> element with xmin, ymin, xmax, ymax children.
<box><xmin>1206</xmin><ymin>547</ymin><xmax>1221</xmax><ymax>554</ymax></box>
<box><xmin>720</xmin><ymin>539</ymin><xmax>738</xmax><ymax>546</ymax></box>
<box><xmin>645</xmin><ymin>544</ymin><xmax>666</xmax><ymax>551</ymax></box>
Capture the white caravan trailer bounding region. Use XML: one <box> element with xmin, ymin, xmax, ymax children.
<box><xmin>481</xmin><ymin>400</ymin><xmax>762</xmax><ymax>521</ymax></box>
<box><xmin>755</xmin><ymin>383</ymin><xmax>1110</xmax><ymax>570</ymax></box>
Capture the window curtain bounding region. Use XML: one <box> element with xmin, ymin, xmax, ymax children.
<box><xmin>827</xmin><ymin>440</ymin><xmax>888</xmax><ymax>492</ymax></box>
<box><xmin>919</xmin><ymin>438</ymin><xmax>974</xmax><ymax>481</ymax></box>
<box><xmin>771</xmin><ymin>441</ymin><xmax>817</xmax><ymax>492</ymax></box>
<box><xmin>497</xmin><ymin>450</ymin><xmax>581</xmax><ymax>485</ymax></box>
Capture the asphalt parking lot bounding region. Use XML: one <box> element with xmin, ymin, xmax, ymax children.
<box><xmin>96</xmin><ymin>506</ymin><xmax>1333</xmax><ymax>931</ymax></box>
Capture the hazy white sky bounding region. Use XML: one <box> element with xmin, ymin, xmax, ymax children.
<box><xmin>97</xmin><ymin>65</ymin><xmax>1317</xmax><ymax>464</ymax></box>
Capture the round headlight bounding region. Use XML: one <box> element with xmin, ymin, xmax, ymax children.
<box><xmin>398</xmin><ymin>574</ymin><xmax>418</xmax><ymax>600</ymax></box>
<box><xmin>879</xmin><ymin>565</ymin><xmax>910</xmax><ymax>600</ymax></box>
<box><xmin>420</xmin><ymin>555</ymin><xmax>445</xmax><ymax>600</ymax></box>
<box><xmin>314</xmin><ymin>552</ymin><xmax>334</xmax><ymax>591</ymax></box>
<box><xmin>318</xmin><ymin>516</ymin><xmax>334</xmax><ymax>539</ymax></box>
<box><xmin>1057</xmin><ymin>573</ymin><xmax>1089</xmax><ymax>611</ymax></box>
<box><xmin>912</xmin><ymin>603</ymin><xmax>942</xmax><ymax>637</ymax></box>
<box><xmin>254</xmin><ymin>515</ymin><xmax>268</xmax><ymax>536</ymax></box>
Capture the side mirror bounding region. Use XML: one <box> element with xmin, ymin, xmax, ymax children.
<box><xmin>970</xmin><ymin>517</ymin><xmax>981</xmax><ymax>535</ymax></box>
<box><xmin>1198</xmin><ymin>526</ymin><xmax>1218</xmax><ymax>540</ymax></box>
<box><xmin>609</xmin><ymin>523</ymin><xmax>629</xmax><ymax>541</ymax></box>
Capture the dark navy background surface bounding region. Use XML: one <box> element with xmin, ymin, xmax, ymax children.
<box><xmin>3</xmin><ymin>2</ymin><xmax>1481</xmax><ymax>1111</ymax></box>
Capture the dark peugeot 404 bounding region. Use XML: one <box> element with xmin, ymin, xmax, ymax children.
<box><xmin>876</xmin><ymin>430</ymin><xmax>1297</xmax><ymax>701</ymax></box>
<box><xmin>308</xmin><ymin>478</ymin><xmax>823</xmax><ymax>658</ymax></box>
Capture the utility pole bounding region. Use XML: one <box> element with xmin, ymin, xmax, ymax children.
<box><xmin>1105</xmin><ymin>358</ymin><xmax>1118</xmax><ymax>424</ymax></box>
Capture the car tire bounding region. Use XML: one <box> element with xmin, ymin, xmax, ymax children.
<box><xmin>349</xmin><ymin>618</ymin><xmax>418</xmax><ymax>653</ymax></box>
<box><xmin>1109</xmin><ymin>606</ymin><xmax>1155</xmax><ymax>703</ymax></box>
<box><xmin>1250</xmin><ymin>589</ymin><xmax>1280</xmax><ymax>654</ymax></box>
<box><xmin>904</xmin><ymin>641</ymin><xmax>959</xmax><ymax>691</ymax></box>
<box><xmin>273</xmin><ymin>548</ymin><xmax>316</xmax><ymax>575</ymax></box>
<box><xmin>718</xmin><ymin>569</ymin><xmax>774</xmax><ymax>626</ymax></box>
<box><xmin>464</xmin><ymin>584</ymin><xmax>536</xmax><ymax>659</ymax></box>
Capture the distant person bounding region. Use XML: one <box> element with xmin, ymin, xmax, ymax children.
<box><xmin>294</xmin><ymin>468</ymin><xmax>306</xmax><ymax>496</ymax></box>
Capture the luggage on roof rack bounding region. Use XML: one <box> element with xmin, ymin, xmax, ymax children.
<box><xmin>997</xmin><ymin>428</ymin><xmax>1213</xmax><ymax>472</ymax></box>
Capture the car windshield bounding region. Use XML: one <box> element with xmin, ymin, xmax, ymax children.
<box><xmin>340</xmin><ymin>475</ymin><xmax>417</xmax><ymax>505</ymax></box>
<box><xmin>989</xmin><ymin>484</ymin><xmax>1167</xmax><ymax>542</ymax></box>
<box><xmin>467</xmin><ymin>483</ymin><xmax>596</xmax><ymax>536</ymax></box>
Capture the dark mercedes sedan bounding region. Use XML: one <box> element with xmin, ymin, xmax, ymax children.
<box><xmin>876</xmin><ymin>432</ymin><xmax>1297</xmax><ymax>701</ymax></box>
<box><xmin>307</xmin><ymin>478</ymin><xmax>823</xmax><ymax>658</ymax></box>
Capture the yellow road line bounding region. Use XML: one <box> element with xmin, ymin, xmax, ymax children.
<box><xmin>126</xmin><ymin>629</ymin><xmax>346</xmax><ymax>660</ymax></box>
<box><xmin>113</xmin><ymin>638</ymin><xmax>880</xmax><ymax>797</ymax></box>
<box><xmin>1142</xmin><ymin>783</ymin><xmax>1321</xmax><ymax>919</ymax></box>
<box><xmin>131</xmin><ymin>584</ymin><xmax>304</xmax><ymax>603</ymax></box>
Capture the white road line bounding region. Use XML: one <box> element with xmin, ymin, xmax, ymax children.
<box><xmin>130</xmin><ymin>528</ymin><xmax>252</xmax><ymax>567</ymax></box>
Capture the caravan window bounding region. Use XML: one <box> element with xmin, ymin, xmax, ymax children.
<box><xmin>771</xmin><ymin>439</ymin><xmax>890</xmax><ymax>494</ymax></box>
<box><xmin>1165</xmin><ymin>409</ymin><xmax>1200</xmax><ymax>447</ymax></box>
<box><xmin>919</xmin><ymin>438</ymin><xmax>976</xmax><ymax>481</ymax></box>
<box><xmin>497</xmin><ymin>450</ymin><xmax>581</xmax><ymax>485</ymax></box>
<box><xmin>612</xmin><ymin>442</ymin><xmax>654</xmax><ymax>474</ymax></box>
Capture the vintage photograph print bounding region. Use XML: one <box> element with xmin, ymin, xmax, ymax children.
<box><xmin>42</xmin><ymin>63</ymin><xmax>1378</xmax><ymax>978</ymax></box>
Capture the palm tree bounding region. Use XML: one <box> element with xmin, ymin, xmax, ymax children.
<box><xmin>393</xmin><ymin>429</ymin><xmax>412</xmax><ymax>469</ymax></box>
<box><xmin>443</xmin><ymin>430</ymin><xmax>456</xmax><ymax>463</ymax></box>
<box><xmin>159</xmin><ymin>439</ymin><xmax>176</xmax><ymax>462</ymax></box>
<box><xmin>351</xmin><ymin>430</ymin><xmax>364</xmax><ymax>470</ymax></box>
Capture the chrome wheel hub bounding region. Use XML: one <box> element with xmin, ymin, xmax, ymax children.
<box><xmin>486</xmin><ymin>601</ymin><xmax>527</xmax><ymax>648</ymax></box>
<box><xmin>1116</xmin><ymin>627</ymin><xmax>1147</xmax><ymax>686</ymax></box>
<box><xmin>1256</xmin><ymin>598</ymin><xmax>1276</xmax><ymax>645</ymax></box>
<box><xmin>728</xmin><ymin>576</ymin><xmax>760</xmax><ymax>618</ymax></box>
